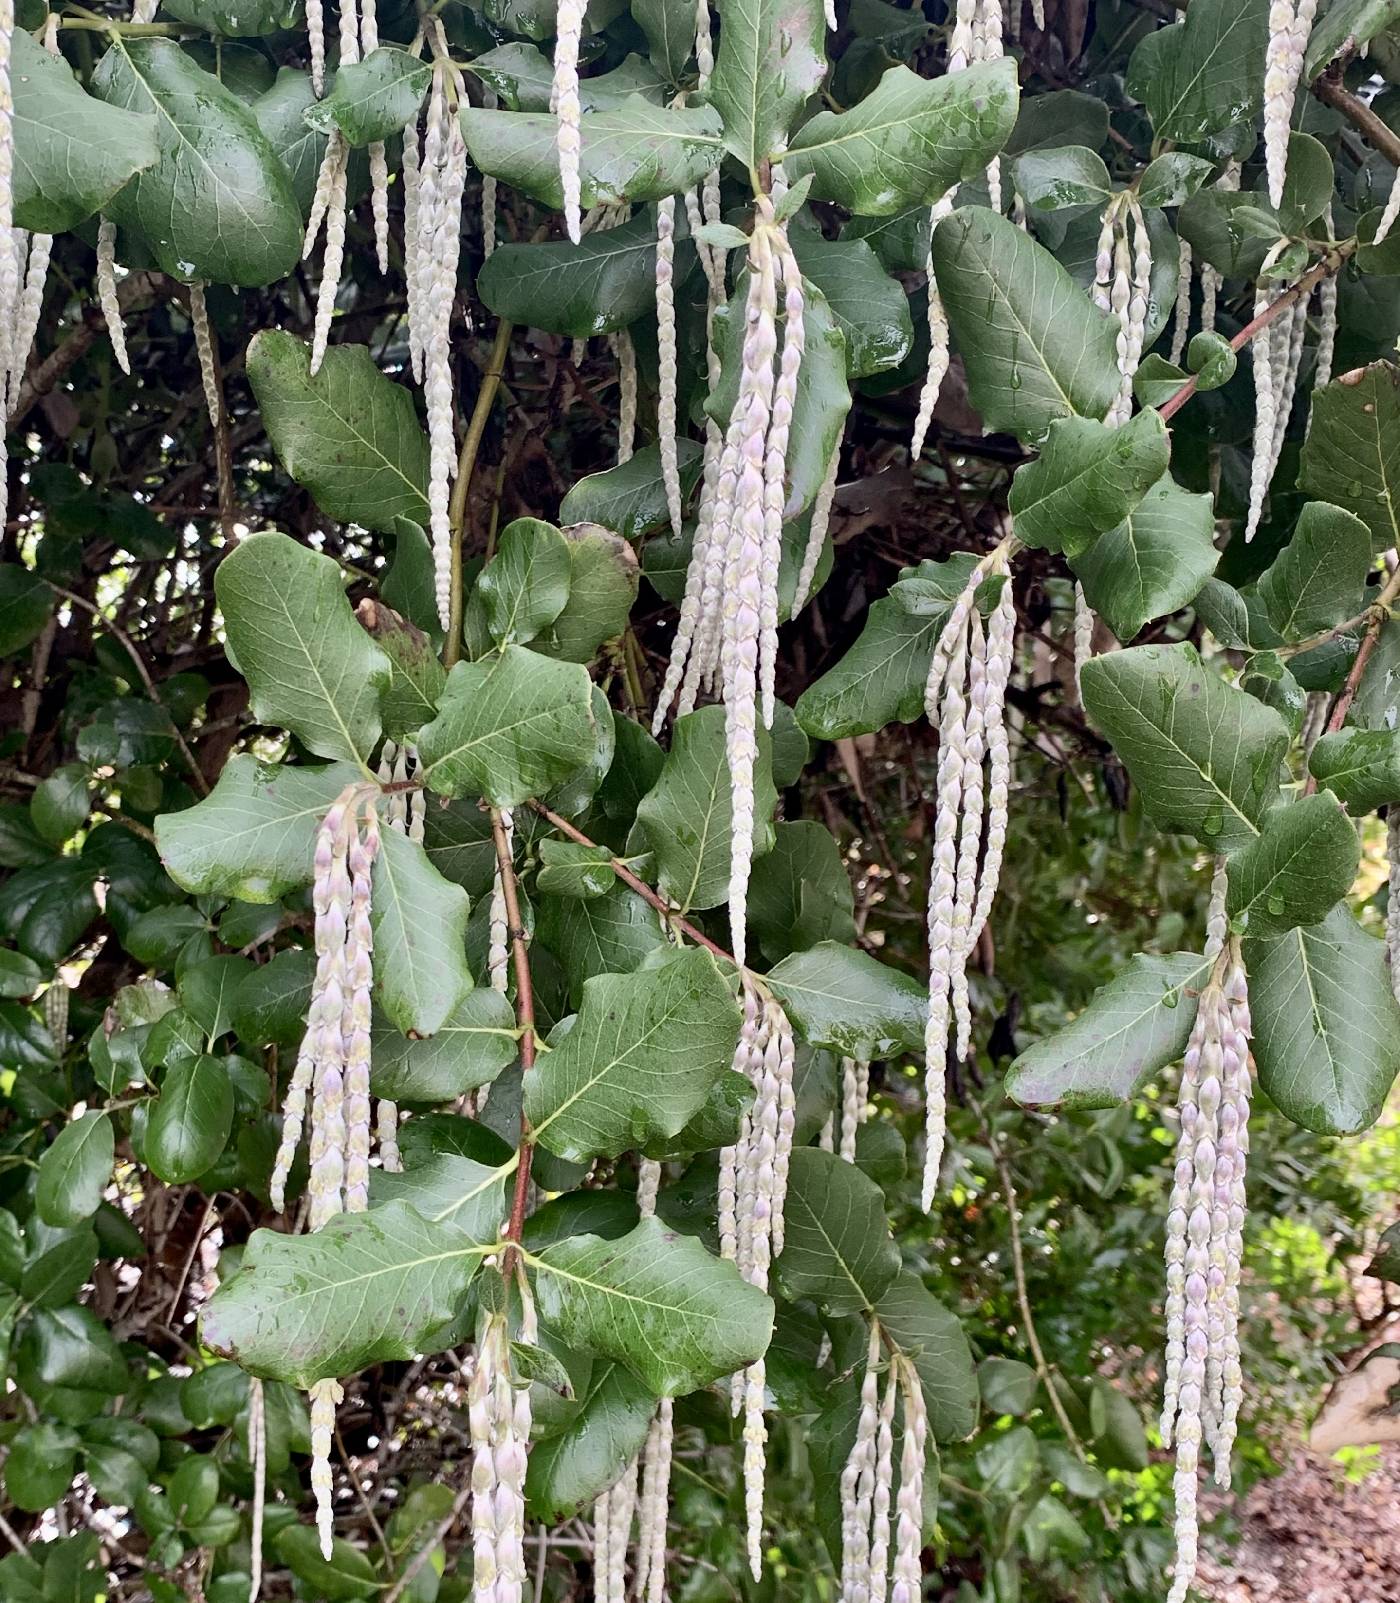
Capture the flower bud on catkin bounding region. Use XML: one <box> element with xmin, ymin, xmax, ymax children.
<box><xmin>1168</xmin><ymin>238</ymin><xmax>1192</xmax><ymax>369</ymax></box>
<box><xmin>910</xmin><ymin>191</ymin><xmax>955</xmax><ymax>460</ymax></box>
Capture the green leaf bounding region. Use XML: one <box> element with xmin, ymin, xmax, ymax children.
<box><xmin>274</xmin><ymin>1526</ymin><xmax>378</xmax><ymax>1601</ymax></box>
<box><xmin>202</xmin><ymin>1201</ymin><xmax>486</xmax><ymax>1386</ymax></box>
<box><xmin>632</xmin><ymin>0</ymin><xmax>696</xmax><ymax>80</ymax></box>
<box><xmin>0</xmin><ymin>951</ymin><xmax>41</xmax><ymax>1000</ymax></box>
<box><xmin>0</xmin><ymin>565</ymin><xmax>54</xmax><ymax>659</ymax></box>
<box><xmin>932</xmin><ymin>207</ymin><xmax>1120</xmax><ymax>442</ymax></box>
<box><xmin>246</xmin><ymin>332</ymin><xmax>431</xmax><ymax>534</ymax></box>
<box><xmin>559</xmin><ymin>443</ymin><xmax>704</xmax><ymax>540</ymax></box>
<box><xmin>1300</xmin><ymin>363</ymin><xmax>1400</xmax><ymax>557</ymax></box>
<box><xmin>360</xmin><ymin>600</ymin><xmax>445</xmax><ymax>740</ymax></box>
<box><xmin>371</xmin><ymin>988</ymin><xmax>519</xmax><ymax>1101</ymax></box>
<box><xmin>1080</xmin><ymin>643</ymin><xmax>1289</xmax><ymax>849</ymax></box>
<box><xmin>12</xmin><ymin>30</ymin><xmax>159</xmax><ymax>234</ymax></box>
<box><xmin>1006</xmin><ymin>952</ymin><xmax>1208</xmax><ymax>1108</ymax></box>
<box><xmin>35</xmin><ymin>1112</ymin><xmax>114</xmax><ymax>1230</ymax></box>
<box><xmin>460</xmin><ymin>97</ymin><xmax>724</xmax><ymax>212</ymax></box>
<box><xmin>31</xmin><ymin>765</ymin><xmax>89</xmax><ymax>846</ymax></box>
<box><xmin>873</xmin><ymin>1271</ymin><xmax>979</xmax><ymax>1441</ymax></box>
<box><xmin>1245</xmin><ymin>908</ymin><xmax>1400</xmax><ymax>1135</ymax></box>
<box><xmin>535</xmin><ymin>526</ymin><xmax>640</xmax><ymax>664</ymax></box>
<box><xmin>1309</xmin><ymin>729</ymin><xmax>1400</xmax><ymax>813</ymax></box>
<box><xmin>468</xmin><ymin>45</ymin><xmax>664</xmax><ymax>114</ymax></box>
<box><xmin>478</xmin><ymin>212</ymin><xmax>660</xmax><ymax>337</ymax></box>
<box><xmin>147</xmin><ymin>1056</ymin><xmax>235</xmax><ymax>1183</ymax></box>
<box><xmin>161</xmin><ymin>0</ymin><xmax>301</xmax><ymax>32</ymax></box>
<box><xmin>537</xmin><ymin>883</ymin><xmax>670</xmax><ymax>1007</ymax></box>
<box><xmin>4</xmin><ymin>1421</ymin><xmax>80</xmax><ymax>1512</ymax></box>
<box><xmin>304</xmin><ymin>48</ymin><xmax>431</xmax><ymax>146</ymax></box>
<box><xmin>1187</xmin><ymin>330</ymin><xmax>1237</xmax><ymax>390</ymax></box>
<box><xmin>370</xmin><ymin>1151</ymin><xmax>509</xmax><ymax>1243</ymax></box>
<box><xmin>1304</xmin><ymin>0</ymin><xmax>1400</xmax><ymax>76</ymax></box>
<box><xmin>1136</xmin><ymin>151</ymin><xmax>1215</xmax><ymax>208</ymax></box>
<box><xmin>634</xmin><ymin>705</ymin><xmax>778</xmax><ymax>912</ymax></box>
<box><xmin>526</xmin><ymin>949</ymin><xmax>742</xmax><ymax>1163</ymax></box>
<box><xmin>530</xmin><ymin>1217</ymin><xmax>775</xmax><ymax>1396</ymax></box>
<box><xmin>1257</xmin><ymin>502</ymin><xmax>1373</xmax><ymax>640</ymax></box>
<box><xmin>710</xmin><ymin>0</ymin><xmax>827</xmax><ymax>172</ymax></box>
<box><xmin>747</xmin><ymin>819</ymin><xmax>857</xmax><ymax>960</ymax></box>
<box><xmin>254</xmin><ymin>68</ymin><xmax>332</xmax><ymax>217</ymax></box>
<box><xmin>979</xmin><ymin>1356</ymin><xmax>1040</xmax><ymax>1416</ymax></box>
<box><xmin>766</xmin><ymin>941</ymin><xmax>925</xmax><ymax>1058</ymax></box>
<box><xmin>478</xmin><ymin>518</ymin><xmax>573</xmax><ymax>649</ymax></box>
<box><xmin>1070</xmin><ymin>474</ymin><xmax>1218</xmax><ymax>642</ymax></box>
<box><xmin>1012</xmin><ymin>144</ymin><xmax>1112</xmax><ymax>211</ymax></box>
<box><xmin>525</xmin><ymin>1362</ymin><xmax>657</xmax><ymax>1522</ymax></box>
<box><xmin>789</xmin><ymin>235</ymin><xmax>914</xmax><ymax>379</ymax></box>
<box><xmin>1008</xmin><ymin>410</ymin><xmax>1169</xmax><ymax>557</ymax></box>
<box><xmin>91</xmin><ymin>38</ymin><xmax>302</xmax><ymax>287</ymax></box>
<box><xmin>215</xmin><ymin>531</ymin><xmax>391</xmax><ymax>767</ymax></box>
<box><xmin>156</xmin><ymin>756</ymin><xmax>362</xmax><ymax>903</ymax></box>
<box><xmin>370</xmin><ymin>825</ymin><xmax>473</xmax><ymax>1038</ymax></box>
<box><xmin>1225</xmin><ymin>794</ymin><xmax>1360</xmax><ymax>936</ymax></box>
<box><xmin>1125</xmin><ymin>0</ymin><xmax>1270</xmax><ymax>143</ymax></box>
<box><xmin>783</xmin><ymin>60</ymin><xmax>1019</xmax><ymax>216</ymax></box>
<box><xmin>776</xmin><ymin>1148</ymin><xmax>900</xmax><ymax>1315</ymax></box>
<box><xmin>417</xmin><ymin>645</ymin><xmax>597</xmax><ymax>806</ymax></box>
<box><xmin>794</xmin><ymin>555</ymin><xmax>979</xmax><ymax>739</ymax></box>
<box><xmin>536</xmin><ymin>840</ymin><xmax>620</xmax><ymax>899</ymax></box>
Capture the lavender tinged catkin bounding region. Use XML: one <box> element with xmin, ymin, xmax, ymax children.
<box><xmin>309</xmin><ymin>1377</ymin><xmax>343</xmax><ymax>1557</ymax></box>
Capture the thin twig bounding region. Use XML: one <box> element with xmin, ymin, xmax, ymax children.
<box><xmin>493</xmin><ymin>805</ymin><xmax>537</xmax><ymax>1260</ymax></box>
<box><xmin>527</xmin><ymin>802</ymin><xmax>735</xmax><ymax>962</ymax></box>
<box><xmin>1159</xmin><ymin>253</ymin><xmax>1347</xmax><ymax>423</ymax></box>
<box><xmin>1313</xmin><ymin>69</ymin><xmax>1400</xmax><ymax>169</ymax></box>
<box><xmin>979</xmin><ymin>1115</ymin><xmax>1088</xmax><ymax>1460</ymax></box>
<box><xmin>1304</xmin><ymin>560</ymin><xmax>1400</xmax><ymax>795</ymax></box>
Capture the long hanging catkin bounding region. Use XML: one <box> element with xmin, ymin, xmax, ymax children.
<box><xmin>1263</xmin><ymin>0</ymin><xmax>1318</xmax><ymax>207</ymax></box>
<box><xmin>95</xmin><ymin>219</ymin><xmax>130</xmax><ymax>376</ymax></box>
<box><xmin>655</xmin><ymin>196</ymin><xmax>683</xmax><ymax>538</ymax></box>
<box><xmin>1161</xmin><ymin>863</ymin><xmax>1255</xmax><ymax>1603</ymax></box>
<box><xmin>922</xmin><ymin>541</ymin><xmax>1017</xmax><ymax>1206</ymax></box>
<box><xmin>1245</xmin><ymin>242</ymin><xmax>1289</xmax><ymax>542</ymax></box>
<box><xmin>470</xmin><ymin>1301</ymin><xmax>532</xmax><ymax>1601</ymax></box>
<box><xmin>552</xmin><ymin>0</ymin><xmax>588</xmax><ymax>242</ymax></box>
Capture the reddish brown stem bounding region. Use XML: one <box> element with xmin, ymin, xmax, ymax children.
<box><xmin>492</xmin><ymin>807</ymin><xmax>536</xmax><ymax>1256</ymax></box>
<box><xmin>1158</xmin><ymin>256</ymin><xmax>1342</xmax><ymax>423</ymax></box>
<box><xmin>528</xmin><ymin>801</ymin><xmax>735</xmax><ymax>963</ymax></box>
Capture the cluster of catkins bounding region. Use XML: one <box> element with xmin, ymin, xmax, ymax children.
<box><xmin>715</xmin><ymin>983</ymin><xmax>797</xmax><ymax>1575</ymax></box>
<box><xmin>1263</xmin><ymin>0</ymin><xmax>1319</xmax><ymax>207</ymax></box>
<box><xmin>820</xmin><ymin>1057</ymin><xmax>870</xmax><ymax>1162</ymax></box>
<box><xmin>838</xmin><ymin>1325</ymin><xmax>930</xmax><ymax>1603</ymax></box>
<box><xmin>653</xmin><ymin>196</ymin><xmax>808</xmax><ymax>964</ymax></box>
<box><xmin>922</xmin><ymin>542</ymin><xmax>1016</xmax><ymax>1207</ymax></box>
<box><xmin>1161</xmin><ymin>865</ymin><xmax>1254</xmax><ymax>1603</ymax></box>
<box><xmin>1092</xmin><ymin>191</ymin><xmax>1153</xmax><ymax>428</ymax></box>
<box><xmin>908</xmin><ymin>0</ymin><xmax>1006</xmax><ymax>460</ymax></box>
<box><xmin>1244</xmin><ymin>235</ymin><xmax>1335</xmax><ymax>541</ymax></box>
<box><xmin>470</xmin><ymin>1285</ymin><xmax>533</xmax><ymax>1603</ymax></box>
<box><xmin>268</xmin><ymin>780</ymin><xmax>404</xmax><ymax>1555</ymax></box>
<box><xmin>400</xmin><ymin>30</ymin><xmax>472</xmax><ymax>628</ymax></box>
<box><xmin>590</xmin><ymin>1161</ymin><xmax>673</xmax><ymax>1603</ymax></box>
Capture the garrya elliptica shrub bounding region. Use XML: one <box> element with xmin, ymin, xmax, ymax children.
<box><xmin>1</xmin><ymin>0</ymin><xmax>1399</xmax><ymax>1600</ymax></box>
